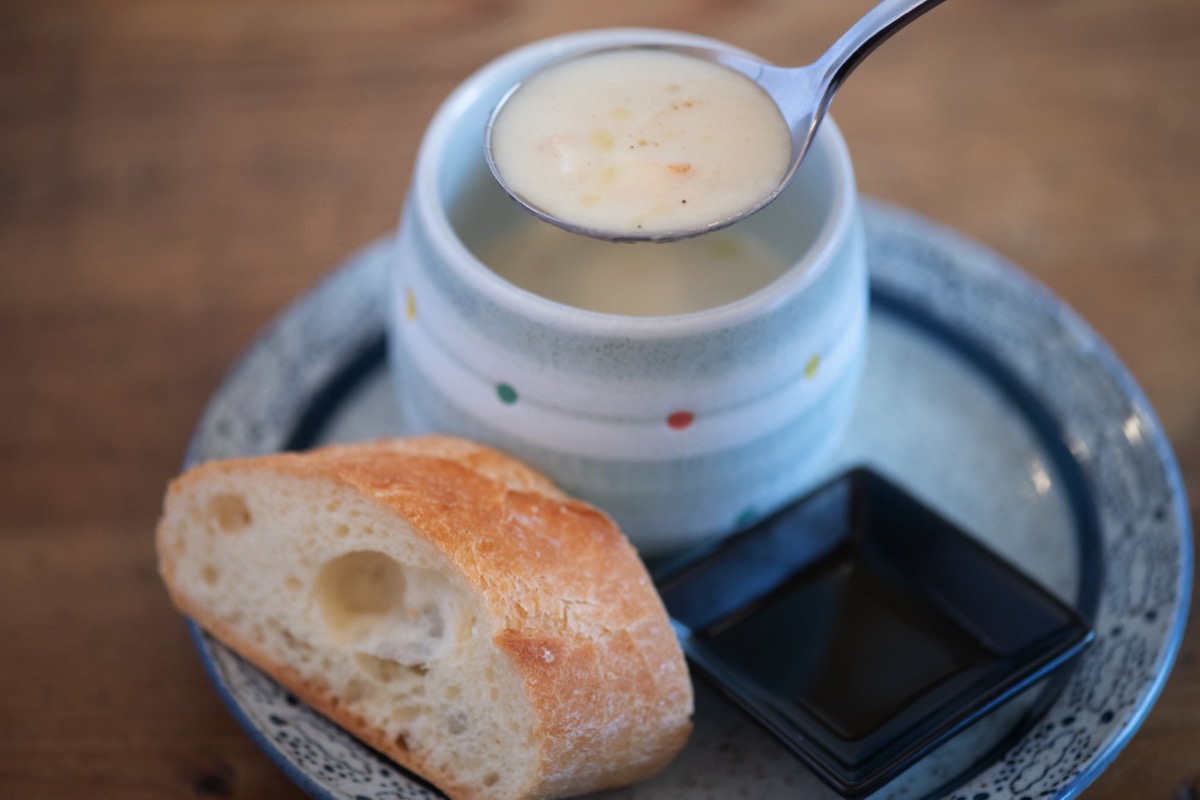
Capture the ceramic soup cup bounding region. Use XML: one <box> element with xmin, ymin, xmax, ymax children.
<box><xmin>389</xmin><ymin>28</ymin><xmax>868</xmax><ymax>555</ymax></box>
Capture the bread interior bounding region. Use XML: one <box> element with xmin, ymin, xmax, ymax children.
<box><xmin>159</xmin><ymin>470</ymin><xmax>540</xmax><ymax>798</ymax></box>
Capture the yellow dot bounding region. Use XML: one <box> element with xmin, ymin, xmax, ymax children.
<box><xmin>609</xmin><ymin>106</ymin><xmax>633</xmax><ymax>121</ymax></box>
<box><xmin>804</xmin><ymin>354</ymin><xmax>821</xmax><ymax>379</ymax></box>
<box><xmin>405</xmin><ymin>290</ymin><xmax>417</xmax><ymax>321</ymax></box>
<box><xmin>579</xmin><ymin>194</ymin><xmax>601</xmax><ymax>207</ymax></box>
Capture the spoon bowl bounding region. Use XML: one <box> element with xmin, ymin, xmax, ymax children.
<box><xmin>485</xmin><ymin>0</ymin><xmax>947</xmax><ymax>242</ymax></box>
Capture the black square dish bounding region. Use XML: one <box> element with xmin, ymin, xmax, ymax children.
<box><xmin>655</xmin><ymin>468</ymin><xmax>1094</xmax><ymax>798</ymax></box>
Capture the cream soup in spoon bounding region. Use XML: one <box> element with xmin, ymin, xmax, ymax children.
<box><xmin>487</xmin><ymin>48</ymin><xmax>792</xmax><ymax>241</ymax></box>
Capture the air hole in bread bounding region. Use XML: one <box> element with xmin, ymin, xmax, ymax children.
<box><xmin>446</xmin><ymin>711</ymin><xmax>468</xmax><ymax>735</ymax></box>
<box><xmin>209</xmin><ymin>492</ymin><xmax>251</xmax><ymax>532</ymax></box>
<box><xmin>345</xmin><ymin>678</ymin><xmax>368</xmax><ymax>703</ymax></box>
<box><xmin>274</xmin><ymin>622</ymin><xmax>310</xmax><ymax>656</ymax></box>
<box><xmin>482</xmin><ymin>772</ymin><xmax>500</xmax><ymax>787</ymax></box>
<box><xmin>355</xmin><ymin>652</ymin><xmax>421</xmax><ymax>684</ymax></box>
<box><xmin>391</xmin><ymin>704</ymin><xmax>422</xmax><ymax>724</ymax></box>
<box><xmin>315</xmin><ymin>551</ymin><xmax>407</xmax><ymax>641</ymax></box>
<box><xmin>444</xmin><ymin>685</ymin><xmax>461</xmax><ymax>701</ymax></box>
<box><xmin>201</xmin><ymin>564</ymin><xmax>219</xmax><ymax>586</ymax></box>
<box><xmin>315</xmin><ymin>551</ymin><xmax>464</xmax><ymax>671</ymax></box>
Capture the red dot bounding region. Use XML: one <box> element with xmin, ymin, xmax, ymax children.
<box><xmin>667</xmin><ymin>410</ymin><xmax>694</xmax><ymax>430</ymax></box>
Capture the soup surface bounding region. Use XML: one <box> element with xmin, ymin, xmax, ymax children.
<box><xmin>488</xmin><ymin>48</ymin><xmax>791</xmax><ymax>239</ymax></box>
<box><xmin>477</xmin><ymin>218</ymin><xmax>789</xmax><ymax>316</ymax></box>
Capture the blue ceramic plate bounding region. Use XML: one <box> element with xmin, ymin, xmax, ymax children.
<box><xmin>182</xmin><ymin>200</ymin><xmax>1191</xmax><ymax>800</ymax></box>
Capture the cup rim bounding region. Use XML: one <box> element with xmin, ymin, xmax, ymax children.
<box><xmin>412</xmin><ymin>27</ymin><xmax>858</xmax><ymax>339</ymax></box>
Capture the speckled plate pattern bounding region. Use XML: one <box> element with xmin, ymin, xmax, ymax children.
<box><xmin>182</xmin><ymin>199</ymin><xmax>1191</xmax><ymax>800</ymax></box>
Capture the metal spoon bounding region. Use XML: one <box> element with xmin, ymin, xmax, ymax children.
<box><xmin>486</xmin><ymin>0</ymin><xmax>947</xmax><ymax>242</ymax></box>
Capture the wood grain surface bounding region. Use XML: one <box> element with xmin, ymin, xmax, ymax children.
<box><xmin>1</xmin><ymin>0</ymin><xmax>1196</xmax><ymax>798</ymax></box>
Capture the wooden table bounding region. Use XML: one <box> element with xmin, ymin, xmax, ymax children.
<box><xmin>2</xmin><ymin>1</ymin><xmax>1196</xmax><ymax>797</ymax></box>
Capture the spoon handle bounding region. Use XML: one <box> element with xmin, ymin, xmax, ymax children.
<box><xmin>815</xmin><ymin>0</ymin><xmax>948</xmax><ymax>97</ymax></box>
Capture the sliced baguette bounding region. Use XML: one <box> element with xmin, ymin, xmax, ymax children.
<box><xmin>156</xmin><ymin>435</ymin><xmax>692</xmax><ymax>800</ymax></box>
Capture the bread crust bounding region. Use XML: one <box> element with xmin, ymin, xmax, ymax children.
<box><xmin>158</xmin><ymin>435</ymin><xmax>693</xmax><ymax>800</ymax></box>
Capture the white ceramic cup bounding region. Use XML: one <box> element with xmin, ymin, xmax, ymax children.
<box><xmin>389</xmin><ymin>28</ymin><xmax>868</xmax><ymax>555</ymax></box>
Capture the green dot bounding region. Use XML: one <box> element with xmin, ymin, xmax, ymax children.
<box><xmin>496</xmin><ymin>383</ymin><xmax>518</xmax><ymax>405</ymax></box>
<box><xmin>735</xmin><ymin>507</ymin><xmax>758</xmax><ymax>529</ymax></box>
<box><xmin>804</xmin><ymin>354</ymin><xmax>821</xmax><ymax>379</ymax></box>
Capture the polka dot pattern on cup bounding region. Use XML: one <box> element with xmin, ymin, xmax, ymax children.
<box><xmin>667</xmin><ymin>410</ymin><xmax>694</xmax><ymax>430</ymax></box>
<box><xmin>805</xmin><ymin>354</ymin><xmax>821</xmax><ymax>378</ymax></box>
<box><xmin>735</xmin><ymin>507</ymin><xmax>759</xmax><ymax>529</ymax></box>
